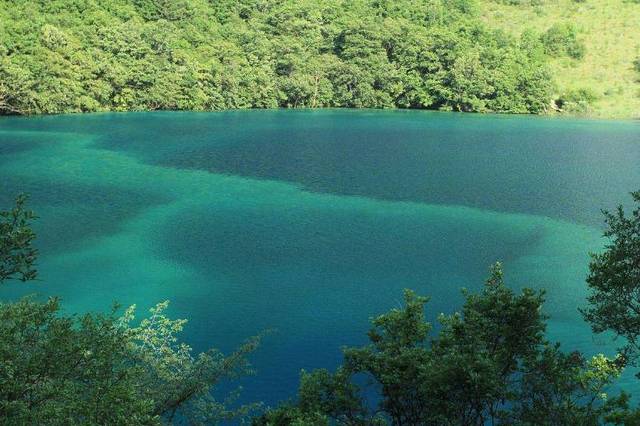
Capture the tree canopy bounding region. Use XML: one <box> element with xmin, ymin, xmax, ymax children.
<box><xmin>0</xmin><ymin>297</ymin><xmax>262</xmax><ymax>425</ymax></box>
<box><xmin>0</xmin><ymin>0</ymin><xmax>554</xmax><ymax>115</ymax></box>
<box><xmin>583</xmin><ymin>191</ymin><xmax>640</xmax><ymax>367</ymax></box>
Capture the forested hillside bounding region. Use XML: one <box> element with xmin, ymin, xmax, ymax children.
<box><xmin>1</xmin><ymin>0</ymin><xmax>637</xmax><ymax>117</ymax></box>
<box><xmin>0</xmin><ymin>0</ymin><xmax>554</xmax><ymax>115</ymax></box>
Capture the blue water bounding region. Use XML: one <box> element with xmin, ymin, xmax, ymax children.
<box><xmin>1</xmin><ymin>110</ymin><xmax>639</xmax><ymax>407</ymax></box>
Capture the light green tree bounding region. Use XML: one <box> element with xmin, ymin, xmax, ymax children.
<box><xmin>0</xmin><ymin>197</ymin><xmax>261</xmax><ymax>425</ymax></box>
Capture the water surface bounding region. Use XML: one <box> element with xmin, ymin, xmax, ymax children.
<box><xmin>1</xmin><ymin>110</ymin><xmax>639</xmax><ymax>406</ymax></box>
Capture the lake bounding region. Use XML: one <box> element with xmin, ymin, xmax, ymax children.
<box><xmin>1</xmin><ymin>110</ymin><xmax>639</xmax><ymax>407</ymax></box>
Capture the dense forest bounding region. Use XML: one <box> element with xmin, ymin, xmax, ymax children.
<box><xmin>0</xmin><ymin>0</ymin><xmax>559</xmax><ymax>115</ymax></box>
<box><xmin>3</xmin><ymin>192</ymin><xmax>640</xmax><ymax>424</ymax></box>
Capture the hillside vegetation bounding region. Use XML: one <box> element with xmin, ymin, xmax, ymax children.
<box><xmin>0</xmin><ymin>0</ymin><xmax>553</xmax><ymax>115</ymax></box>
<box><xmin>479</xmin><ymin>0</ymin><xmax>640</xmax><ymax>119</ymax></box>
<box><xmin>0</xmin><ymin>0</ymin><xmax>637</xmax><ymax>118</ymax></box>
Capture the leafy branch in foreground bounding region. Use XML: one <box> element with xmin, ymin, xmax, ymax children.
<box><xmin>0</xmin><ymin>298</ymin><xmax>261</xmax><ymax>425</ymax></box>
<box><xmin>582</xmin><ymin>191</ymin><xmax>640</xmax><ymax>366</ymax></box>
<box><xmin>0</xmin><ymin>297</ymin><xmax>156</xmax><ymax>424</ymax></box>
<box><xmin>0</xmin><ymin>194</ymin><xmax>37</xmax><ymax>283</ymax></box>
<box><xmin>122</xmin><ymin>301</ymin><xmax>263</xmax><ymax>424</ymax></box>
<box><xmin>0</xmin><ymin>196</ymin><xmax>261</xmax><ymax>425</ymax></box>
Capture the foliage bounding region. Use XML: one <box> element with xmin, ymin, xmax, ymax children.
<box><xmin>123</xmin><ymin>301</ymin><xmax>262</xmax><ymax>424</ymax></box>
<box><xmin>0</xmin><ymin>194</ymin><xmax>37</xmax><ymax>283</ymax></box>
<box><xmin>5</xmin><ymin>189</ymin><xmax>640</xmax><ymax>424</ymax></box>
<box><xmin>0</xmin><ymin>196</ymin><xmax>260</xmax><ymax>425</ymax></box>
<box><xmin>0</xmin><ymin>297</ymin><xmax>261</xmax><ymax>425</ymax></box>
<box><xmin>555</xmin><ymin>87</ymin><xmax>599</xmax><ymax>113</ymax></box>
<box><xmin>490</xmin><ymin>0</ymin><xmax>546</xmax><ymax>5</ymax></box>
<box><xmin>582</xmin><ymin>191</ymin><xmax>640</xmax><ymax>366</ymax></box>
<box><xmin>0</xmin><ymin>297</ymin><xmax>157</xmax><ymax>425</ymax></box>
<box><xmin>255</xmin><ymin>264</ymin><xmax>629</xmax><ymax>425</ymax></box>
<box><xmin>540</xmin><ymin>22</ymin><xmax>586</xmax><ymax>59</ymax></box>
<box><xmin>253</xmin><ymin>404</ymin><xmax>329</xmax><ymax>426</ymax></box>
<box><xmin>0</xmin><ymin>0</ymin><xmax>553</xmax><ymax>114</ymax></box>
<box><xmin>478</xmin><ymin>0</ymin><xmax>640</xmax><ymax>119</ymax></box>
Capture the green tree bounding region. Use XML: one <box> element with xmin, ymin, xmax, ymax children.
<box><xmin>582</xmin><ymin>191</ymin><xmax>640</xmax><ymax>366</ymax></box>
<box><xmin>0</xmin><ymin>297</ymin><xmax>157</xmax><ymax>425</ymax></box>
<box><xmin>0</xmin><ymin>0</ymin><xmax>554</xmax><ymax>115</ymax></box>
<box><xmin>0</xmin><ymin>196</ymin><xmax>261</xmax><ymax>424</ymax></box>
<box><xmin>256</xmin><ymin>264</ymin><xmax>626</xmax><ymax>425</ymax></box>
<box><xmin>541</xmin><ymin>23</ymin><xmax>586</xmax><ymax>60</ymax></box>
<box><xmin>555</xmin><ymin>87</ymin><xmax>599</xmax><ymax>114</ymax></box>
<box><xmin>0</xmin><ymin>299</ymin><xmax>261</xmax><ymax>426</ymax></box>
<box><xmin>123</xmin><ymin>301</ymin><xmax>262</xmax><ymax>424</ymax></box>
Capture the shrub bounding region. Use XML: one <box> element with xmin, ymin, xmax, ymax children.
<box><xmin>555</xmin><ymin>87</ymin><xmax>599</xmax><ymax>113</ymax></box>
<box><xmin>541</xmin><ymin>23</ymin><xmax>586</xmax><ymax>60</ymax></box>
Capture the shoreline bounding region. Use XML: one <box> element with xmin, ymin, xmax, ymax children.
<box><xmin>1</xmin><ymin>106</ymin><xmax>638</xmax><ymax>122</ymax></box>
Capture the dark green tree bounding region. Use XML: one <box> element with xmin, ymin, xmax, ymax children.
<box><xmin>256</xmin><ymin>264</ymin><xmax>628</xmax><ymax>425</ymax></box>
<box><xmin>540</xmin><ymin>23</ymin><xmax>586</xmax><ymax>60</ymax></box>
<box><xmin>0</xmin><ymin>298</ymin><xmax>262</xmax><ymax>425</ymax></box>
<box><xmin>0</xmin><ymin>297</ymin><xmax>158</xmax><ymax>425</ymax></box>
<box><xmin>582</xmin><ymin>191</ymin><xmax>640</xmax><ymax>365</ymax></box>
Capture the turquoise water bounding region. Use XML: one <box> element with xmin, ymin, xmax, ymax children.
<box><xmin>1</xmin><ymin>110</ymin><xmax>639</xmax><ymax>406</ymax></box>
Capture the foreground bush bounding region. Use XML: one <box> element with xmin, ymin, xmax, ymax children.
<box><xmin>0</xmin><ymin>197</ymin><xmax>260</xmax><ymax>425</ymax></box>
<box><xmin>255</xmin><ymin>265</ymin><xmax>635</xmax><ymax>425</ymax></box>
<box><xmin>0</xmin><ymin>297</ymin><xmax>261</xmax><ymax>425</ymax></box>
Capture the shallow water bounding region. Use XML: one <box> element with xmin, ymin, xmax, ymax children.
<box><xmin>1</xmin><ymin>110</ymin><xmax>639</xmax><ymax>406</ymax></box>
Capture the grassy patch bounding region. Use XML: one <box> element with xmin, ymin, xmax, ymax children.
<box><xmin>479</xmin><ymin>0</ymin><xmax>640</xmax><ymax>118</ymax></box>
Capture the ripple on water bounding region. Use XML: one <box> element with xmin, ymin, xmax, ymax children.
<box><xmin>0</xmin><ymin>110</ymin><xmax>638</xmax><ymax>405</ymax></box>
